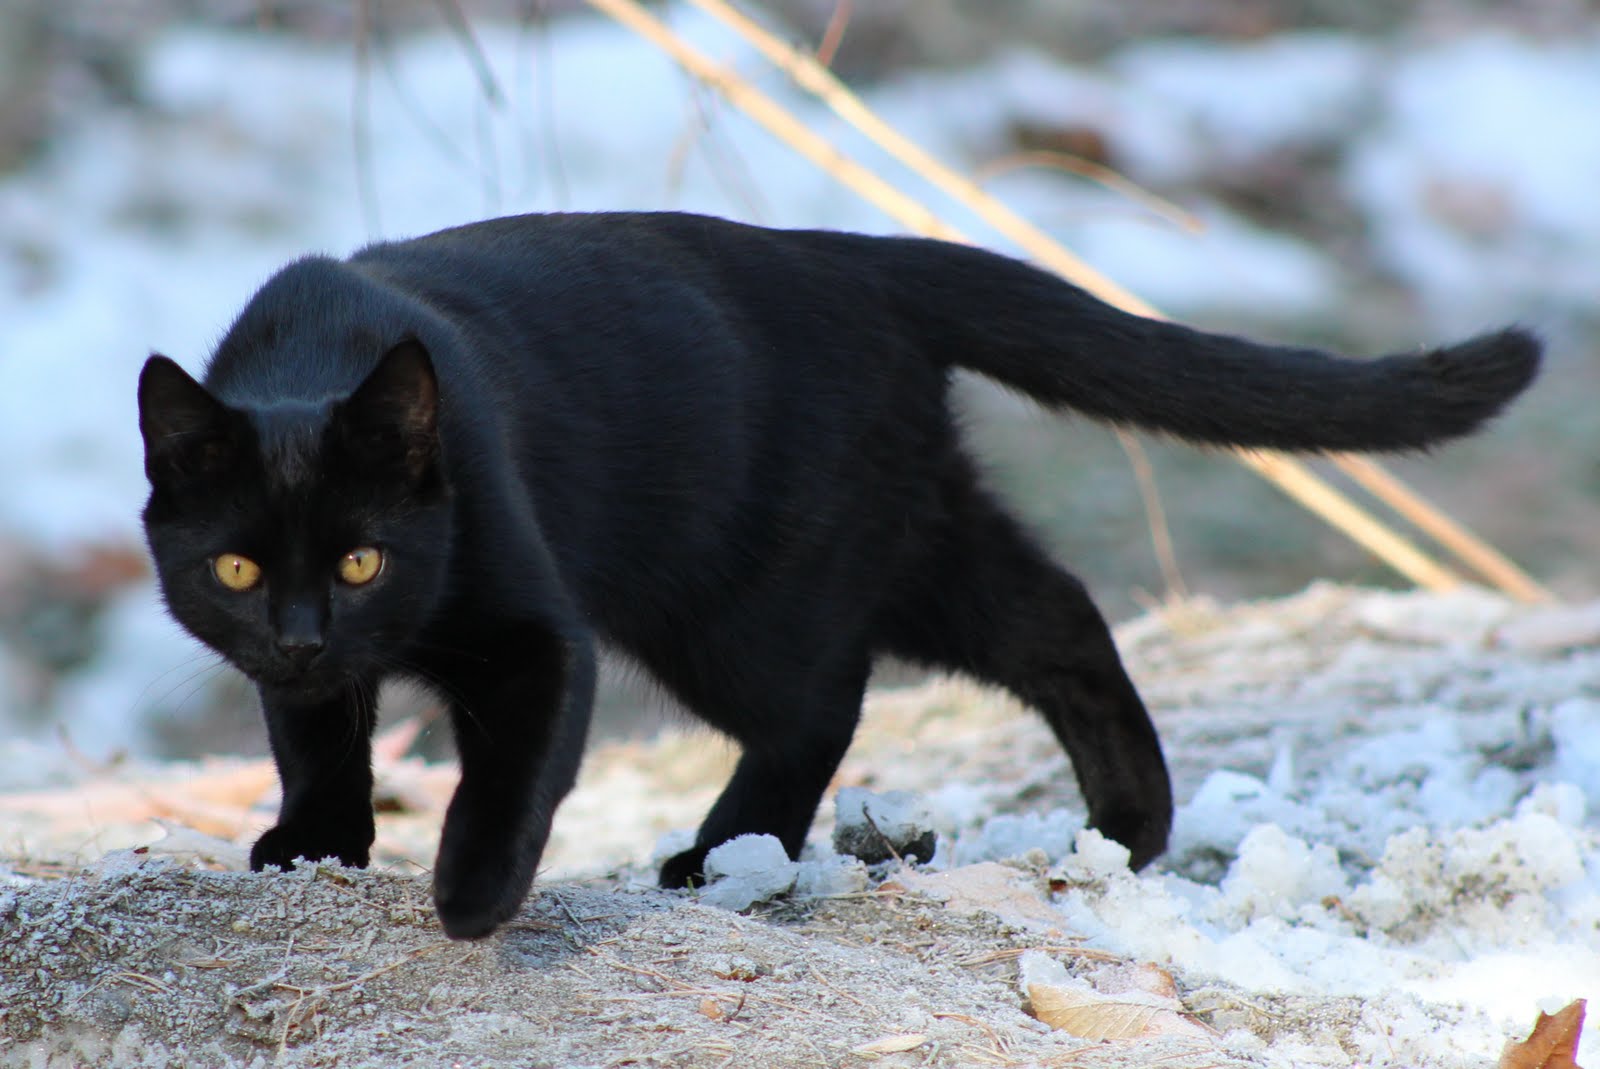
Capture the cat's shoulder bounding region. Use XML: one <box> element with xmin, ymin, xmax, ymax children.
<box><xmin>247</xmin><ymin>253</ymin><xmax>373</xmax><ymax>307</ymax></box>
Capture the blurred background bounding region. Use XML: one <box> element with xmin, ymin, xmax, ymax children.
<box><xmin>0</xmin><ymin>0</ymin><xmax>1595</xmax><ymax>763</ymax></box>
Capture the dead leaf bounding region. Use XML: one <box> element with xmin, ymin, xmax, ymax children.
<box><xmin>0</xmin><ymin>759</ymin><xmax>276</xmax><ymax>841</ymax></box>
<box><xmin>373</xmin><ymin>716</ymin><xmax>428</xmax><ymax>763</ymax></box>
<box><xmin>698</xmin><ymin>998</ymin><xmax>723</xmax><ymax>1020</ymax></box>
<box><xmin>1494</xmin><ymin>604</ymin><xmax>1600</xmax><ymax>654</ymax></box>
<box><xmin>144</xmin><ymin>822</ymin><xmax>251</xmax><ymax>871</ymax></box>
<box><xmin>1088</xmin><ymin>961</ymin><xmax>1179</xmax><ymax>1001</ymax></box>
<box><xmin>895</xmin><ymin>862</ymin><xmax>1068</xmax><ymax>932</ymax></box>
<box><xmin>851</xmin><ymin>1033</ymin><xmax>928</xmax><ymax>1056</ymax></box>
<box><xmin>174</xmin><ymin>760</ymin><xmax>278</xmax><ymax>808</ymax></box>
<box><xmin>1498</xmin><ymin>1000</ymin><xmax>1586</xmax><ymax>1069</ymax></box>
<box><xmin>1027</xmin><ymin>981</ymin><xmax>1212</xmax><ymax>1042</ymax></box>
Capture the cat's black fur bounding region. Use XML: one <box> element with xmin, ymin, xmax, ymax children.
<box><xmin>137</xmin><ymin>211</ymin><xmax>1540</xmax><ymax>939</ymax></box>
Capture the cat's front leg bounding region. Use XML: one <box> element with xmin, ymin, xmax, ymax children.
<box><xmin>249</xmin><ymin>685</ymin><xmax>379</xmax><ymax>872</ymax></box>
<box><xmin>430</xmin><ymin>623</ymin><xmax>595</xmax><ymax>940</ymax></box>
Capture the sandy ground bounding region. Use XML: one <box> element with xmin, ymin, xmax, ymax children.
<box><xmin>2</xmin><ymin>584</ymin><xmax>1597</xmax><ymax>1067</ymax></box>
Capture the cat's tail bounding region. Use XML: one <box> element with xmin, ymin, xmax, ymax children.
<box><xmin>864</xmin><ymin>236</ymin><xmax>1540</xmax><ymax>452</ymax></box>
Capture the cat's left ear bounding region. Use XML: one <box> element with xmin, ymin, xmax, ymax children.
<box><xmin>338</xmin><ymin>337</ymin><xmax>440</xmax><ymax>480</ymax></box>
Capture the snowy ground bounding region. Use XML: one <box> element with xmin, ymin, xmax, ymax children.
<box><xmin>2</xmin><ymin>586</ymin><xmax>1597</xmax><ymax>1066</ymax></box>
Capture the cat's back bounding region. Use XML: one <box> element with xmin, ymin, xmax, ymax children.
<box><xmin>350</xmin><ymin>211</ymin><xmax>883</xmax><ymax>329</ymax></box>
<box><xmin>205</xmin><ymin>212</ymin><xmax>936</xmax><ymax>436</ymax></box>
<box><xmin>348</xmin><ymin>212</ymin><xmax>758</xmax><ymax>335</ymax></box>
<box><xmin>344</xmin><ymin>212</ymin><xmax>879</xmax><ymax>439</ymax></box>
<box><xmin>343</xmin><ymin>211</ymin><xmax>945</xmax><ymax>462</ymax></box>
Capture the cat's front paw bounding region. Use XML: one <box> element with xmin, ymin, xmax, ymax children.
<box><xmin>432</xmin><ymin>850</ymin><xmax>532</xmax><ymax>940</ymax></box>
<box><xmin>433</xmin><ymin>879</ymin><xmax>520</xmax><ymax>941</ymax></box>
<box><xmin>250</xmin><ymin>822</ymin><xmax>372</xmax><ymax>872</ymax></box>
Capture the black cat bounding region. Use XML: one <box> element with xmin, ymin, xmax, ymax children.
<box><xmin>137</xmin><ymin>212</ymin><xmax>1539</xmax><ymax>939</ymax></box>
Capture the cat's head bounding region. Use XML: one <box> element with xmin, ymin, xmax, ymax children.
<box><xmin>137</xmin><ymin>340</ymin><xmax>453</xmax><ymax>700</ymax></box>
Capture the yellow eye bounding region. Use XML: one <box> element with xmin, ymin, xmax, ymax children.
<box><xmin>213</xmin><ymin>553</ymin><xmax>262</xmax><ymax>592</ymax></box>
<box><xmin>337</xmin><ymin>546</ymin><xmax>383</xmax><ymax>586</ymax></box>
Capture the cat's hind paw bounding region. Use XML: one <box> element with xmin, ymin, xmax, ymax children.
<box><xmin>1089</xmin><ymin>806</ymin><xmax>1170</xmax><ymax>872</ymax></box>
<box><xmin>657</xmin><ymin>846</ymin><xmax>710</xmax><ymax>890</ymax></box>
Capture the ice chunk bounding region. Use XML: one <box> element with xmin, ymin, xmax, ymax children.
<box><xmin>697</xmin><ymin>834</ymin><xmax>798</xmax><ymax>911</ymax></box>
<box><xmin>794</xmin><ymin>851</ymin><xmax>870</xmax><ymax>897</ymax></box>
<box><xmin>1053</xmin><ymin>828</ymin><xmax>1133</xmax><ymax>884</ymax></box>
<box><xmin>1219</xmin><ymin>824</ymin><xmax>1347</xmax><ymax>923</ymax></box>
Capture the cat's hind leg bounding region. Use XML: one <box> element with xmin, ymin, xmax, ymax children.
<box><xmin>651</xmin><ymin>650</ymin><xmax>871</xmax><ymax>889</ymax></box>
<box><xmin>874</xmin><ymin>480</ymin><xmax>1172</xmax><ymax>869</ymax></box>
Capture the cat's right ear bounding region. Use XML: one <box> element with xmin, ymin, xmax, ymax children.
<box><xmin>138</xmin><ymin>355</ymin><xmax>235</xmax><ymax>483</ymax></box>
<box><xmin>338</xmin><ymin>338</ymin><xmax>440</xmax><ymax>482</ymax></box>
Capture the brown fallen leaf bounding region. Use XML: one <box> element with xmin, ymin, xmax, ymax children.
<box><xmin>1493</xmin><ymin>603</ymin><xmax>1600</xmax><ymax>653</ymax></box>
<box><xmin>895</xmin><ymin>862</ymin><xmax>1071</xmax><ymax>933</ymax></box>
<box><xmin>0</xmin><ymin>760</ymin><xmax>277</xmax><ymax>841</ymax></box>
<box><xmin>372</xmin><ymin>716</ymin><xmax>428</xmax><ymax>764</ymax></box>
<box><xmin>1498</xmin><ymin>1000</ymin><xmax>1586</xmax><ymax>1069</ymax></box>
<box><xmin>135</xmin><ymin>822</ymin><xmax>250</xmax><ymax>871</ymax></box>
<box><xmin>1087</xmin><ymin>961</ymin><xmax>1180</xmax><ymax>1001</ymax></box>
<box><xmin>1027</xmin><ymin>980</ymin><xmax>1213</xmax><ymax>1041</ymax></box>
<box><xmin>851</xmin><ymin>1033</ymin><xmax>928</xmax><ymax>1056</ymax></box>
<box><xmin>172</xmin><ymin>759</ymin><xmax>279</xmax><ymax>808</ymax></box>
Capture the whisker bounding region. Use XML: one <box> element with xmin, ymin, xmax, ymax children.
<box><xmin>150</xmin><ymin>658</ymin><xmax>234</xmax><ymax>724</ymax></box>
<box><xmin>337</xmin><ymin>677</ymin><xmax>369</xmax><ymax>771</ymax></box>
<box><xmin>131</xmin><ymin>649</ymin><xmax>228</xmax><ymax>712</ymax></box>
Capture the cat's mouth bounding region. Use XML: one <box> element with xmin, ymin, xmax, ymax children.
<box><xmin>252</xmin><ymin>656</ymin><xmax>350</xmax><ymax>700</ymax></box>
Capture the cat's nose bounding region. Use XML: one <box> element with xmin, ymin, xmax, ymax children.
<box><xmin>277</xmin><ymin>637</ymin><xmax>324</xmax><ymax>671</ymax></box>
<box><xmin>274</xmin><ymin>599</ymin><xmax>326</xmax><ymax>671</ymax></box>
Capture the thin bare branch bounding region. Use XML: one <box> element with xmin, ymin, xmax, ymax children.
<box><xmin>974</xmin><ymin>149</ymin><xmax>1204</xmax><ymax>235</ymax></box>
<box><xmin>352</xmin><ymin>0</ymin><xmax>382</xmax><ymax>236</ymax></box>
<box><xmin>815</xmin><ymin>0</ymin><xmax>852</xmax><ymax>70</ymax></box>
<box><xmin>429</xmin><ymin>0</ymin><xmax>507</xmax><ymax>108</ymax></box>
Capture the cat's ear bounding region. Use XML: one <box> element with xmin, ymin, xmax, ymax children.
<box><xmin>138</xmin><ymin>355</ymin><xmax>236</xmax><ymax>483</ymax></box>
<box><xmin>338</xmin><ymin>337</ymin><xmax>440</xmax><ymax>480</ymax></box>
